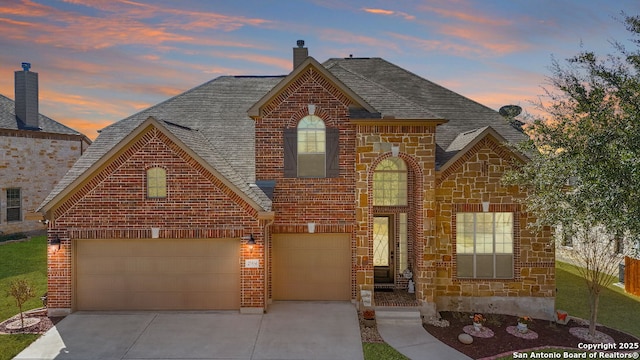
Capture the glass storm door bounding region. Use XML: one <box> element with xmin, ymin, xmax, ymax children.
<box><xmin>373</xmin><ymin>216</ymin><xmax>394</xmax><ymax>283</ymax></box>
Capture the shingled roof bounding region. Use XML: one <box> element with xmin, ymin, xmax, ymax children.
<box><xmin>323</xmin><ymin>57</ymin><xmax>527</xmax><ymax>167</ymax></box>
<box><xmin>0</xmin><ymin>94</ymin><xmax>84</xmax><ymax>135</ymax></box>
<box><xmin>40</xmin><ymin>56</ymin><xmax>527</xmax><ymax>212</ymax></box>
<box><xmin>39</xmin><ymin>75</ymin><xmax>283</xmax><ymax>212</ymax></box>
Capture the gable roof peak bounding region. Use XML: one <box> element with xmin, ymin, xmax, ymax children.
<box><xmin>247</xmin><ymin>56</ymin><xmax>376</xmax><ymax>118</ymax></box>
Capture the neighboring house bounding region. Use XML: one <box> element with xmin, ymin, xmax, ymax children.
<box><xmin>39</xmin><ymin>42</ymin><xmax>555</xmax><ymax>319</ymax></box>
<box><xmin>1</xmin><ymin>63</ymin><xmax>90</xmax><ymax>236</ymax></box>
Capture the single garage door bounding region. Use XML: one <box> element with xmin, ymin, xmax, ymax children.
<box><xmin>272</xmin><ymin>233</ymin><xmax>351</xmax><ymax>301</ymax></box>
<box><xmin>76</xmin><ymin>238</ymin><xmax>240</xmax><ymax>310</ymax></box>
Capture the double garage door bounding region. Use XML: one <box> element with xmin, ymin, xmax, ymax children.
<box><xmin>272</xmin><ymin>233</ymin><xmax>351</xmax><ymax>301</ymax></box>
<box><xmin>75</xmin><ymin>239</ymin><xmax>240</xmax><ymax>311</ymax></box>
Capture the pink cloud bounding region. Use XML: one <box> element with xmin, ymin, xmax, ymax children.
<box><xmin>362</xmin><ymin>7</ymin><xmax>415</xmax><ymax>21</ymax></box>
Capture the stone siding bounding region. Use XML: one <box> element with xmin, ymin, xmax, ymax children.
<box><xmin>433</xmin><ymin>136</ymin><xmax>555</xmax><ymax>318</ymax></box>
<box><xmin>0</xmin><ymin>130</ymin><xmax>86</xmax><ymax>234</ymax></box>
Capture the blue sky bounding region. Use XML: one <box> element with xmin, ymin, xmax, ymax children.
<box><xmin>0</xmin><ymin>0</ymin><xmax>638</xmax><ymax>139</ymax></box>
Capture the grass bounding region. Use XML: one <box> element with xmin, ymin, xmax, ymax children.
<box><xmin>0</xmin><ymin>236</ymin><xmax>47</xmax><ymax>322</ymax></box>
<box><xmin>0</xmin><ymin>236</ymin><xmax>47</xmax><ymax>360</ymax></box>
<box><xmin>363</xmin><ymin>342</ymin><xmax>410</xmax><ymax>360</ymax></box>
<box><xmin>0</xmin><ymin>334</ymin><xmax>40</xmax><ymax>360</ymax></box>
<box><xmin>556</xmin><ymin>260</ymin><xmax>640</xmax><ymax>337</ymax></box>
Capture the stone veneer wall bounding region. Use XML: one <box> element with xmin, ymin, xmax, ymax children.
<box><xmin>47</xmin><ymin>126</ymin><xmax>265</xmax><ymax>314</ymax></box>
<box><xmin>354</xmin><ymin>126</ymin><xmax>437</xmax><ymax>309</ymax></box>
<box><xmin>0</xmin><ymin>130</ymin><xmax>86</xmax><ymax>234</ymax></box>
<box><xmin>433</xmin><ymin>136</ymin><xmax>555</xmax><ymax>319</ymax></box>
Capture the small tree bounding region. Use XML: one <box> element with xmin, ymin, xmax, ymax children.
<box><xmin>6</xmin><ymin>278</ymin><xmax>35</xmax><ymax>329</ymax></box>
<box><xmin>559</xmin><ymin>226</ymin><xmax>633</xmax><ymax>335</ymax></box>
<box><xmin>504</xmin><ymin>13</ymin><xmax>640</xmax><ymax>337</ymax></box>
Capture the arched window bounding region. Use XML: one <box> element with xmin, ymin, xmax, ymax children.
<box><xmin>147</xmin><ymin>167</ymin><xmax>167</xmax><ymax>198</ymax></box>
<box><xmin>297</xmin><ymin>115</ymin><xmax>326</xmax><ymax>177</ymax></box>
<box><xmin>373</xmin><ymin>158</ymin><xmax>407</xmax><ymax>206</ymax></box>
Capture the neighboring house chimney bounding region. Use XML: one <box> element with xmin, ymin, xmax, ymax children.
<box><xmin>15</xmin><ymin>62</ymin><xmax>39</xmax><ymax>129</ymax></box>
<box><xmin>293</xmin><ymin>40</ymin><xmax>308</xmax><ymax>69</ymax></box>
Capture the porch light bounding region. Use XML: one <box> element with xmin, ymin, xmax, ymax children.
<box><xmin>242</xmin><ymin>234</ymin><xmax>256</xmax><ymax>251</ymax></box>
<box><xmin>307</xmin><ymin>222</ymin><xmax>316</xmax><ymax>233</ymax></box>
<box><xmin>391</xmin><ymin>144</ymin><xmax>400</xmax><ymax>157</ymax></box>
<box><xmin>48</xmin><ymin>235</ymin><xmax>61</xmax><ymax>254</ymax></box>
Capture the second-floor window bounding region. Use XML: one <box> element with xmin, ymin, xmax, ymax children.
<box><xmin>147</xmin><ymin>167</ymin><xmax>167</xmax><ymax>198</ymax></box>
<box><xmin>297</xmin><ymin>115</ymin><xmax>326</xmax><ymax>177</ymax></box>
<box><xmin>283</xmin><ymin>115</ymin><xmax>339</xmax><ymax>178</ymax></box>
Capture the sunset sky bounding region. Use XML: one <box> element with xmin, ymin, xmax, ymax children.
<box><xmin>1</xmin><ymin>0</ymin><xmax>638</xmax><ymax>139</ymax></box>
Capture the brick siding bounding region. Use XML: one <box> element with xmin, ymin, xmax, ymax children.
<box><xmin>48</xmin><ymin>126</ymin><xmax>266</xmax><ymax>310</ymax></box>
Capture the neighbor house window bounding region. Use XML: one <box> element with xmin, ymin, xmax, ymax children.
<box><xmin>373</xmin><ymin>158</ymin><xmax>407</xmax><ymax>206</ymax></box>
<box><xmin>456</xmin><ymin>212</ymin><xmax>513</xmax><ymax>279</ymax></box>
<box><xmin>283</xmin><ymin>115</ymin><xmax>339</xmax><ymax>178</ymax></box>
<box><xmin>6</xmin><ymin>188</ymin><xmax>21</xmax><ymax>222</ymax></box>
<box><xmin>147</xmin><ymin>167</ymin><xmax>167</xmax><ymax>198</ymax></box>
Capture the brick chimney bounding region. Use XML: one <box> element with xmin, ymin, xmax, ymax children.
<box><xmin>15</xmin><ymin>62</ymin><xmax>39</xmax><ymax>129</ymax></box>
<box><xmin>293</xmin><ymin>40</ymin><xmax>308</xmax><ymax>70</ymax></box>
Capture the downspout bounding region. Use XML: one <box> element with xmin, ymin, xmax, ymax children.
<box><xmin>263</xmin><ymin>216</ymin><xmax>274</xmax><ymax>312</ymax></box>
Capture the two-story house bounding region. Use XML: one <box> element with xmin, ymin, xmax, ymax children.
<box><xmin>39</xmin><ymin>42</ymin><xmax>554</xmax><ymax>319</ymax></box>
<box><xmin>1</xmin><ymin>63</ymin><xmax>90</xmax><ymax>236</ymax></box>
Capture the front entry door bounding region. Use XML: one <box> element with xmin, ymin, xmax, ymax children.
<box><xmin>373</xmin><ymin>216</ymin><xmax>394</xmax><ymax>283</ymax></box>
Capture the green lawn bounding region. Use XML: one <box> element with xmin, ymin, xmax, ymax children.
<box><xmin>0</xmin><ymin>236</ymin><xmax>47</xmax><ymax>360</ymax></box>
<box><xmin>0</xmin><ymin>236</ymin><xmax>47</xmax><ymax>322</ymax></box>
<box><xmin>363</xmin><ymin>342</ymin><xmax>409</xmax><ymax>360</ymax></box>
<box><xmin>556</xmin><ymin>260</ymin><xmax>640</xmax><ymax>337</ymax></box>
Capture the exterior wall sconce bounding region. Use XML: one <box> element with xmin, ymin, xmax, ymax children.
<box><xmin>242</xmin><ymin>234</ymin><xmax>256</xmax><ymax>251</ymax></box>
<box><xmin>307</xmin><ymin>222</ymin><xmax>316</xmax><ymax>233</ymax></box>
<box><xmin>48</xmin><ymin>235</ymin><xmax>61</xmax><ymax>254</ymax></box>
<box><xmin>482</xmin><ymin>201</ymin><xmax>490</xmax><ymax>212</ymax></box>
<box><xmin>391</xmin><ymin>144</ymin><xmax>400</xmax><ymax>157</ymax></box>
<box><xmin>308</xmin><ymin>104</ymin><xmax>316</xmax><ymax>115</ymax></box>
<box><xmin>151</xmin><ymin>227</ymin><xmax>160</xmax><ymax>239</ymax></box>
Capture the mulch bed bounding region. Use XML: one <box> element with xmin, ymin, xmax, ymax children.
<box><xmin>424</xmin><ymin>312</ymin><xmax>640</xmax><ymax>360</ymax></box>
<box><xmin>0</xmin><ymin>308</ymin><xmax>63</xmax><ymax>335</ymax></box>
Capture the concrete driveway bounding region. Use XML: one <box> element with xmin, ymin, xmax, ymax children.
<box><xmin>14</xmin><ymin>301</ymin><xmax>364</xmax><ymax>360</ymax></box>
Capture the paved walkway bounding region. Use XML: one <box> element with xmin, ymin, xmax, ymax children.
<box><xmin>378</xmin><ymin>322</ymin><xmax>472</xmax><ymax>360</ymax></box>
<box><xmin>14</xmin><ymin>302</ymin><xmax>364</xmax><ymax>360</ymax></box>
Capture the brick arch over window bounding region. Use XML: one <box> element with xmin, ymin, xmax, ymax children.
<box><xmin>283</xmin><ymin>106</ymin><xmax>339</xmax><ymax>178</ymax></box>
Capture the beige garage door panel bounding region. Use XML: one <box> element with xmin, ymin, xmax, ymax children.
<box><xmin>273</xmin><ymin>233</ymin><xmax>351</xmax><ymax>301</ymax></box>
<box><xmin>76</xmin><ymin>239</ymin><xmax>240</xmax><ymax>310</ymax></box>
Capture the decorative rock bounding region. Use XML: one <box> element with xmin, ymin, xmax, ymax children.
<box><xmin>5</xmin><ymin>317</ymin><xmax>40</xmax><ymax>330</ymax></box>
<box><xmin>458</xmin><ymin>333</ymin><xmax>473</xmax><ymax>344</ymax></box>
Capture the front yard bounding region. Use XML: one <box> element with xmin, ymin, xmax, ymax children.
<box><xmin>1</xmin><ymin>237</ymin><xmax>638</xmax><ymax>360</ymax></box>
<box><xmin>0</xmin><ymin>235</ymin><xmax>47</xmax><ymax>360</ymax></box>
